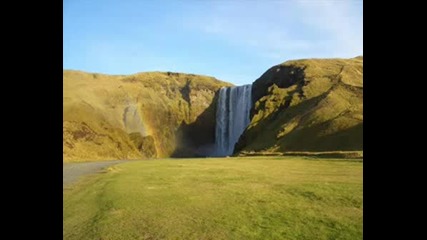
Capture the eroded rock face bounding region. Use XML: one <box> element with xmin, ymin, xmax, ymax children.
<box><xmin>235</xmin><ymin>57</ymin><xmax>363</xmax><ymax>155</ymax></box>
<box><xmin>63</xmin><ymin>70</ymin><xmax>232</xmax><ymax>162</ymax></box>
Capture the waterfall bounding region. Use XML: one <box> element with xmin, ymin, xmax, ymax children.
<box><xmin>214</xmin><ymin>84</ymin><xmax>252</xmax><ymax>156</ymax></box>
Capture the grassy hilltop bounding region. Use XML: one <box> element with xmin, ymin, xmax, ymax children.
<box><xmin>63</xmin><ymin>71</ymin><xmax>232</xmax><ymax>162</ymax></box>
<box><xmin>235</xmin><ymin>56</ymin><xmax>363</xmax><ymax>155</ymax></box>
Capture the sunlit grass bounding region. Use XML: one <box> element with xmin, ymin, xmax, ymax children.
<box><xmin>64</xmin><ymin>156</ymin><xmax>362</xmax><ymax>239</ymax></box>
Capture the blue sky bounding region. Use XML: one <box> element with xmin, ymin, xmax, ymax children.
<box><xmin>63</xmin><ymin>0</ymin><xmax>363</xmax><ymax>85</ymax></box>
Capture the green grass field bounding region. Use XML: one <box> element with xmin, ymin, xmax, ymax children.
<box><xmin>63</xmin><ymin>157</ymin><xmax>363</xmax><ymax>240</ymax></box>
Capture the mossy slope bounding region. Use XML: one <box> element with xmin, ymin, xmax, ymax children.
<box><xmin>63</xmin><ymin>70</ymin><xmax>232</xmax><ymax>162</ymax></box>
<box><xmin>235</xmin><ymin>56</ymin><xmax>363</xmax><ymax>154</ymax></box>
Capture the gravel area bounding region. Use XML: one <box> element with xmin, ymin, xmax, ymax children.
<box><xmin>63</xmin><ymin>160</ymin><xmax>128</xmax><ymax>188</ymax></box>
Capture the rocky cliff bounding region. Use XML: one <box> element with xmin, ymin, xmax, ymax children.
<box><xmin>63</xmin><ymin>70</ymin><xmax>232</xmax><ymax>162</ymax></box>
<box><xmin>235</xmin><ymin>56</ymin><xmax>363</xmax><ymax>154</ymax></box>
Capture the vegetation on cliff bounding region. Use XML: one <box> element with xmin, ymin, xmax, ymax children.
<box><xmin>235</xmin><ymin>56</ymin><xmax>363</xmax><ymax>154</ymax></box>
<box><xmin>63</xmin><ymin>70</ymin><xmax>232</xmax><ymax>162</ymax></box>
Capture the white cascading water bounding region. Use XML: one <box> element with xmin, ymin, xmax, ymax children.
<box><xmin>214</xmin><ymin>84</ymin><xmax>252</xmax><ymax>156</ymax></box>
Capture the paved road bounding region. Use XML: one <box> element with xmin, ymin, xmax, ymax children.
<box><xmin>63</xmin><ymin>160</ymin><xmax>128</xmax><ymax>188</ymax></box>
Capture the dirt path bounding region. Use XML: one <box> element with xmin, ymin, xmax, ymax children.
<box><xmin>63</xmin><ymin>160</ymin><xmax>128</xmax><ymax>188</ymax></box>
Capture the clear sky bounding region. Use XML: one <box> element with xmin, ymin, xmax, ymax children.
<box><xmin>63</xmin><ymin>0</ymin><xmax>363</xmax><ymax>85</ymax></box>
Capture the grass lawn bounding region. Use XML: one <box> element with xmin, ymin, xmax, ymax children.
<box><xmin>63</xmin><ymin>157</ymin><xmax>363</xmax><ymax>240</ymax></box>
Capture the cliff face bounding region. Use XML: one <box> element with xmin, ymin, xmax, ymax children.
<box><xmin>63</xmin><ymin>70</ymin><xmax>232</xmax><ymax>162</ymax></box>
<box><xmin>235</xmin><ymin>56</ymin><xmax>363</xmax><ymax>154</ymax></box>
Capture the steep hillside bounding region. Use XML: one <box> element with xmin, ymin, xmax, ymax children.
<box><xmin>63</xmin><ymin>70</ymin><xmax>232</xmax><ymax>162</ymax></box>
<box><xmin>235</xmin><ymin>56</ymin><xmax>363</xmax><ymax>154</ymax></box>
